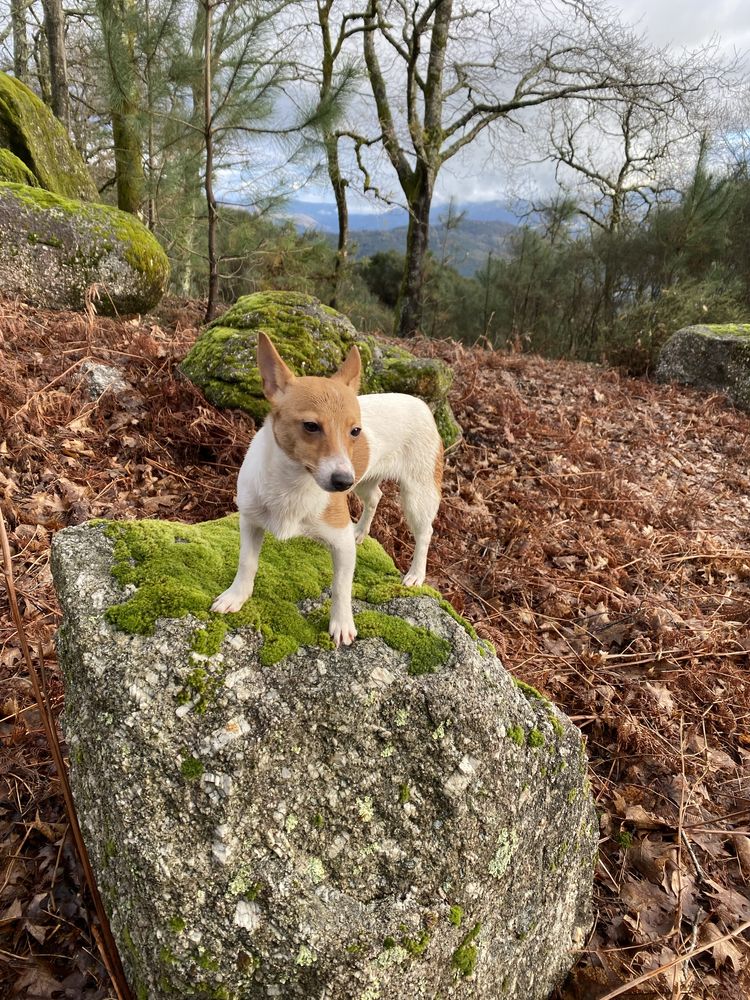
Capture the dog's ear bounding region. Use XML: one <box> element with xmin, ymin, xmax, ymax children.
<box><xmin>257</xmin><ymin>332</ymin><xmax>294</xmax><ymax>402</ymax></box>
<box><xmin>333</xmin><ymin>345</ymin><xmax>361</xmax><ymax>392</ymax></box>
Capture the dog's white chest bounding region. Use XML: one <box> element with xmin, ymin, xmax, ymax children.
<box><xmin>236</xmin><ymin>426</ymin><xmax>327</xmax><ymax>541</ymax></box>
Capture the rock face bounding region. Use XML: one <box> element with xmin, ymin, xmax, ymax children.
<box><xmin>656</xmin><ymin>324</ymin><xmax>750</xmax><ymax>409</ymax></box>
<box><xmin>51</xmin><ymin>516</ymin><xmax>596</xmax><ymax>1000</ymax></box>
<box><xmin>0</xmin><ymin>182</ymin><xmax>169</xmax><ymax>314</ymax></box>
<box><xmin>180</xmin><ymin>291</ymin><xmax>461</xmax><ymax>448</ymax></box>
<box><xmin>0</xmin><ymin>72</ymin><xmax>97</xmax><ymax>201</ymax></box>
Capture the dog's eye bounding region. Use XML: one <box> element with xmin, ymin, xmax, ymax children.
<box><xmin>303</xmin><ymin>421</ymin><xmax>321</xmax><ymax>433</ymax></box>
<box><xmin>351</xmin><ymin>427</ymin><xmax>361</xmax><ymax>437</ymax></box>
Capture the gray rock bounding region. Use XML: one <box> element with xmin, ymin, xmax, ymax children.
<box><xmin>80</xmin><ymin>360</ymin><xmax>129</xmax><ymax>399</ymax></box>
<box><xmin>51</xmin><ymin>518</ymin><xmax>596</xmax><ymax>1000</ymax></box>
<box><xmin>655</xmin><ymin>324</ymin><xmax>750</xmax><ymax>409</ymax></box>
<box><xmin>0</xmin><ymin>183</ymin><xmax>169</xmax><ymax>315</ymax></box>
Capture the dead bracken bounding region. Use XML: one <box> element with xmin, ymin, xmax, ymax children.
<box><xmin>2</xmin><ymin>298</ymin><xmax>750</xmax><ymax>997</ymax></box>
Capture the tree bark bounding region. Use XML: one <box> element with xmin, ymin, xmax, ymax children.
<box><xmin>41</xmin><ymin>0</ymin><xmax>70</xmax><ymax>129</ymax></box>
<box><xmin>203</xmin><ymin>0</ymin><xmax>219</xmax><ymax>323</ymax></box>
<box><xmin>398</xmin><ymin>165</ymin><xmax>434</xmax><ymax>337</ymax></box>
<box><xmin>11</xmin><ymin>0</ymin><xmax>30</xmax><ymax>84</ymax></box>
<box><xmin>97</xmin><ymin>0</ymin><xmax>144</xmax><ymax>216</ymax></box>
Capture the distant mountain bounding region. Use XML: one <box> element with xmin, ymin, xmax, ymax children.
<box><xmin>282</xmin><ymin>197</ymin><xmax>521</xmax><ymax>233</ymax></box>
<box><xmin>339</xmin><ymin>218</ymin><xmax>516</xmax><ymax>277</ymax></box>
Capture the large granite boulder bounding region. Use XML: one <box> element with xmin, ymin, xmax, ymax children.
<box><xmin>656</xmin><ymin>324</ymin><xmax>750</xmax><ymax>409</ymax></box>
<box><xmin>0</xmin><ymin>72</ymin><xmax>97</xmax><ymax>201</ymax></box>
<box><xmin>180</xmin><ymin>291</ymin><xmax>461</xmax><ymax>448</ymax></box>
<box><xmin>0</xmin><ymin>182</ymin><xmax>169</xmax><ymax>314</ymax></box>
<box><xmin>51</xmin><ymin>516</ymin><xmax>596</xmax><ymax>1000</ymax></box>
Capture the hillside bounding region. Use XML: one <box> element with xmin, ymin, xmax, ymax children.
<box><xmin>331</xmin><ymin>217</ymin><xmax>516</xmax><ymax>276</ymax></box>
<box><xmin>2</xmin><ymin>299</ymin><xmax>750</xmax><ymax>999</ymax></box>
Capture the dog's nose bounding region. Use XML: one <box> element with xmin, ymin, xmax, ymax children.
<box><xmin>330</xmin><ymin>471</ymin><xmax>354</xmax><ymax>492</ymax></box>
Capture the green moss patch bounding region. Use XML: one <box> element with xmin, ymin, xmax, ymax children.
<box><xmin>0</xmin><ymin>148</ymin><xmax>37</xmax><ymax>186</ymax></box>
<box><xmin>0</xmin><ymin>72</ymin><xmax>97</xmax><ymax>200</ymax></box>
<box><xmin>452</xmin><ymin>922</ymin><xmax>481</xmax><ymax>978</ymax></box>
<box><xmin>100</xmin><ymin>516</ymin><xmax>471</xmax><ymax>683</ymax></box>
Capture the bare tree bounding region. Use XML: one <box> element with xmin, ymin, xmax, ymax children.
<box><xmin>358</xmin><ymin>0</ymin><xmax>711</xmax><ymax>337</ymax></box>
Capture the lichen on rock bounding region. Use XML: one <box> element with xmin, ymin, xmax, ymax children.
<box><xmin>0</xmin><ymin>182</ymin><xmax>169</xmax><ymax>314</ymax></box>
<box><xmin>0</xmin><ymin>72</ymin><xmax>97</xmax><ymax>200</ymax></box>
<box><xmin>51</xmin><ymin>516</ymin><xmax>597</xmax><ymax>1000</ymax></box>
<box><xmin>180</xmin><ymin>291</ymin><xmax>461</xmax><ymax>448</ymax></box>
<box><xmin>656</xmin><ymin>323</ymin><xmax>750</xmax><ymax>410</ymax></box>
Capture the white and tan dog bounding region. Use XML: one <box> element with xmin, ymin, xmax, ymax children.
<box><xmin>212</xmin><ymin>332</ymin><xmax>443</xmax><ymax>646</ymax></box>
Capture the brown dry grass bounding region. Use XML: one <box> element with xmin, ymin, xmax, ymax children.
<box><xmin>1</xmin><ymin>297</ymin><xmax>750</xmax><ymax>998</ymax></box>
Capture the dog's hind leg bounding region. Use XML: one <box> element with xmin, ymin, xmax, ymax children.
<box><xmin>400</xmin><ymin>482</ymin><xmax>440</xmax><ymax>587</ymax></box>
<box><xmin>352</xmin><ymin>479</ymin><xmax>382</xmax><ymax>545</ymax></box>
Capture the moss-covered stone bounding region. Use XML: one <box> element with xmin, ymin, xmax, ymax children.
<box><xmin>101</xmin><ymin>515</ymin><xmax>465</xmax><ymax>678</ymax></box>
<box><xmin>656</xmin><ymin>323</ymin><xmax>750</xmax><ymax>410</ymax></box>
<box><xmin>50</xmin><ymin>517</ymin><xmax>597</xmax><ymax>1000</ymax></box>
<box><xmin>0</xmin><ymin>147</ymin><xmax>38</xmax><ymax>186</ymax></box>
<box><xmin>0</xmin><ymin>72</ymin><xmax>97</xmax><ymax>200</ymax></box>
<box><xmin>0</xmin><ymin>182</ymin><xmax>169</xmax><ymax>314</ymax></box>
<box><xmin>180</xmin><ymin>291</ymin><xmax>461</xmax><ymax>447</ymax></box>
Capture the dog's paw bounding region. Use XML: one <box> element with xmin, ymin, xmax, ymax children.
<box><xmin>211</xmin><ymin>587</ymin><xmax>251</xmax><ymax>614</ymax></box>
<box><xmin>402</xmin><ymin>569</ymin><xmax>425</xmax><ymax>587</ymax></box>
<box><xmin>329</xmin><ymin>617</ymin><xmax>357</xmax><ymax>647</ymax></box>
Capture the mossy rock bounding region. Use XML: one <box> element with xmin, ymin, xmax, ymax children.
<box><xmin>51</xmin><ymin>515</ymin><xmax>596</xmax><ymax>1000</ymax></box>
<box><xmin>0</xmin><ymin>72</ymin><xmax>97</xmax><ymax>201</ymax></box>
<box><xmin>0</xmin><ymin>148</ymin><xmax>38</xmax><ymax>186</ymax></box>
<box><xmin>655</xmin><ymin>323</ymin><xmax>750</xmax><ymax>409</ymax></box>
<box><xmin>180</xmin><ymin>291</ymin><xmax>461</xmax><ymax>447</ymax></box>
<box><xmin>0</xmin><ymin>182</ymin><xmax>169</xmax><ymax>314</ymax></box>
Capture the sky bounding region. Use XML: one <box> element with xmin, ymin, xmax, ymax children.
<box><xmin>287</xmin><ymin>0</ymin><xmax>750</xmax><ymax>214</ymax></box>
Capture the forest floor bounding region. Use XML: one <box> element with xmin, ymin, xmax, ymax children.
<box><xmin>1</xmin><ymin>297</ymin><xmax>750</xmax><ymax>999</ymax></box>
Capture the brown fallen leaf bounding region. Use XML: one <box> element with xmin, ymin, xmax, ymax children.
<box><xmin>699</xmin><ymin>920</ymin><xmax>745</xmax><ymax>971</ymax></box>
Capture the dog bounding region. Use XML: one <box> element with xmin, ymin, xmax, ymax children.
<box><xmin>211</xmin><ymin>332</ymin><xmax>443</xmax><ymax>647</ymax></box>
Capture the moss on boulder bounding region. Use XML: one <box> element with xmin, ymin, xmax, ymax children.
<box><xmin>180</xmin><ymin>291</ymin><xmax>461</xmax><ymax>447</ymax></box>
<box><xmin>0</xmin><ymin>147</ymin><xmax>38</xmax><ymax>186</ymax></box>
<box><xmin>0</xmin><ymin>182</ymin><xmax>169</xmax><ymax>314</ymax></box>
<box><xmin>656</xmin><ymin>323</ymin><xmax>750</xmax><ymax>410</ymax></box>
<box><xmin>0</xmin><ymin>73</ymin><xmax>97</xmax><ymax>201</ymax></box>
<box><xmin>51</xmin><ymin>515</ymin><xmax>596</xmax><ymax>1000</ymax></box>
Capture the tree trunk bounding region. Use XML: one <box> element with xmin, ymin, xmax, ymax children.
<box><xmin>112</xmin><ymin>108</ymin><xmax>144</xmax><ymax>215</ymax></box>
<box><xmin>11</xmin><ymin>0</ymin><xmax>30</xmax><ymax>84</ymax></box>
<box><xmin>325</xmin><ymin>135</ymin><xmax>348</xmax><ymax>309</ymax></box>
<box><xmin>203</xmin><ymin>0</ymin><xmax>219</xmax><ymax>323</ymax></box>
<box><xmin>32</xmin><ymin>26</ymin><xmax>52</xmax><ymax>106</ymax></box>
<box><xmin>396</xmin><ymin>166</ymin><xmax>433</xmax><ymax>337</ymax></box>
<box><xmin>41</xmin><ymin>0</ymin><xmax>70</xmax><ymax>129</ymax></box>
<box><xmin>97</xmin><ymin>0</ymin><xmax>144</xmax><ymax>217</ymax></box>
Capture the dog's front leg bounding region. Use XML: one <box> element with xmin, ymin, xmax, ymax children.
<box><xmin>322</xmin><ymin>525</ymin><xmax>357</xmax><ymax>647</ymax></box>
<box><xmin>212</xmin><ymin>512</ymin><xmax>264</xmax><ymax>614</ymax></box>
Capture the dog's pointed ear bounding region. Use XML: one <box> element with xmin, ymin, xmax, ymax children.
<box><xmin>333</xmin><ymin>345</ymin><xmax>361</xmax><ymax>392</ymax></box>
<box><xmin>257</xmin><ymin>332</ymin><xmax>294</xmax><ymax>403</ymax></box>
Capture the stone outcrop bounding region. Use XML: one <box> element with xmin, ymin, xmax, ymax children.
<box><xmin>0</xmin><ymin>182</ymin><xmax>169</xmax><ymax>314</ymax></box>
<box><xmin>180</xmin><ymin>291</ymin><xmax>461</xmax><ymax>448</ymax></box>
<box><xmin>656</xmin><ymin>324</ymin><xmax>750</xmax><ymax>409</ymax></box>
<box><xmin>0</xmin><ymin>72</ymin><xmax>97</xmax><ymax>201</ymax></box>
<box><xmin>51</xmin><ymin>515</ymin><xmax>597</xmax><ymax>1000</ymax></box>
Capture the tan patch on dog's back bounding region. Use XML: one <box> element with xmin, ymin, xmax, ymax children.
<box><xmin>434</xmin><ymin>440</ymin><xmax>444</xmax><ymax>492</ymax></box>
<box><xmin>323</xmin><ymin>491</ymin><xmax>351</xmax><ymax>528</ymax></box>
<box><xmin>352</xmin><ymin>431</ymin><xmax>370</xmax><ymax>483</ymax></box>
